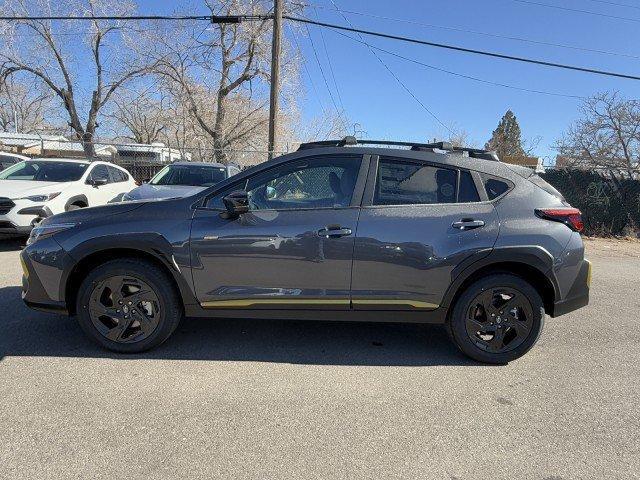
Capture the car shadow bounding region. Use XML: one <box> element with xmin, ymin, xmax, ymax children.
<box><xmin>0</xmin><ymin>286</ymin><xmax>482</xmax><ymax>367</ymax></box>
<box><xmin>0</xmin><ymin>238</ymin><xmax>25</xmax><ymax>252</ymax></box>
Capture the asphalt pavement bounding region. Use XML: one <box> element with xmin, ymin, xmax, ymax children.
<box><xmin>0</xmin><ymin>237</ymin><xmax>638</xmax><ymax>479</ymax></box>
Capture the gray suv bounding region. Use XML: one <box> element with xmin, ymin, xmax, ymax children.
<box><xmin>20</xmin><ymin>138</ymin><xmax>590</xmax><ymax>363</ymax></box>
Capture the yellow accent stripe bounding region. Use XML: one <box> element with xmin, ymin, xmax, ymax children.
<box><xmin>201</xmin><ymin>298</ymin><xmax>350</xmax><ymax>308</ymax></box>
<box><xmin>586</xmin><ymin>260</ymin><xmax>592</xmax><ymax>287</ymax></box>
<box><xmin>200</xmin><ymin>298</ymin><xmax>439</xmax><ymax>309</ymax></box>
<box><xmin>20</xmin><ymin>255</ymin><xmax>29</xmax><ymax>279</ymax></box>
<box><xmin>352</xmin><ymin>299</ymin><xmax>439</xmax><ymax>310</ymax></box>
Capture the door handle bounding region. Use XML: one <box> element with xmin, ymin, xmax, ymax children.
<box><xmin>452</xmin><ymin>219</ymin><xmax>485</xmax><ymax>230</ymax></box>
<box><xmin>317</xmin><ymin>226</ymin><xmax>352</xmax><ymax>238</ymax></box>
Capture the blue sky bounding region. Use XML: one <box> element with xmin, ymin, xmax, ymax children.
<box><xmin>140</xmin><ymin>0</ymin><xmax>640</xmax><ymax>162</ymax></box>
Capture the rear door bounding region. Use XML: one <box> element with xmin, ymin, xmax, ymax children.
<box><xmin>351</xmin><ymin>155</ymin><xmax>499</xmax><ymax>311</ymax></box>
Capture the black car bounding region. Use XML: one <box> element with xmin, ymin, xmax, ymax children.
<box><xmin>20</xmin><ymin>138</ymin><xmax>590</xmax><ymax>363</ymax></box>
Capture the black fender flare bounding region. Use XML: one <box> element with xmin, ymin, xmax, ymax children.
<box><xmin>60</xmin><ymin>232</ymin><xmax>198</xmax><ymax>308</ymax></box>
<box><xmin>64</xmin><ymin>195</ymin><xmax>89</xmax><ymax>211</ymax></box>
<box><xmin>439</xmin><ymin>245</ymin><xmax>559</xmax><ymax>311</ymax></box>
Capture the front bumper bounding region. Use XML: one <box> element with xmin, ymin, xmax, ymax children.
<box><xmin>551</xmin><ymin>259</ymin><xmax>590</xmax><ymax>317</ymax></box>
<box><xmin>1</xmin><ymin>201</ymin><xmax>53</xmax><ymax>235</ymax></box>
<box><xmin>21</xmin><ymin>237</ymin><xmax>73</xmax><ymax>315</ymax></box>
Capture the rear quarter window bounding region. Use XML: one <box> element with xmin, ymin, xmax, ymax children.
<box><xmin>482</xmin><ymin>176</ymin><xmax>513</xmax><ymax>200</ymax></box>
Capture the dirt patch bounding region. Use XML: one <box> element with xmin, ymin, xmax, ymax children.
<box><xmin>583</xmin><ymin>236</ymin><xmax>640</xmax><ymax>258</ymax></box>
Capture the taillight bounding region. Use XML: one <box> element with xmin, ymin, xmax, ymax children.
<box><xmin>535</xmin><ymin>208</ymin><xmax>583</xmax><ymax>232</ymax></box>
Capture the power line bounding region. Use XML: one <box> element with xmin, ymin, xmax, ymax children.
<box><xmin>303</xmin><ymin>24</ymin><xmax>350</xmax><ymax>131</ymax></box>
<box><xmin>506</xmin><ymin>0</ymin><xmax>640</xmax><ymax>23</ymax></box>
<box><xmin>307</xmin><ymin>4</ymin><xmax>640</xmax><ymax>60</ymax></box>
<box><xmin>0</xmin><ymin>14</ymin><xmax>268</xmax><ymax>22</ymax></box>
<box><xmin>288</xmin><ymin>24</ymin><xmax>330</xmax><ymax>115</ymax></box>
<box><xmin>583</xmin><ymin>0</ymin><xmax>640</xmax><ymax>9</ymax></box>
<box><xmin>312</xmin><ymin>9</ymin><xmax>346</xmax><ymax>115</ymax></box>
<box><xmin>284</xmin><ymin>15</ymin><xmax>640</xmax><ymax>81</ymax></box>
<box><xmin>331</xmin><ymin>28</ymin><xmax>584</xmax><ymax>100</ymax></box>
<box><xmin>324</xmin><ymin>1</ymin><xmax>451</xmax><ymax>134</ymax></box>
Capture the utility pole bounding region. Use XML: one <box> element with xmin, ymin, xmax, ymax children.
<box><xmin>267</xmin><ymin>0</ymin><xmax>283</xmax><ymax>160</ymax></box>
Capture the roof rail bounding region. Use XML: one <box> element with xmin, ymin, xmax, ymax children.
<box><xmin>296</xmin><ymin>137</ymin><xmax>499</xmax><ymax>161</ymax></box>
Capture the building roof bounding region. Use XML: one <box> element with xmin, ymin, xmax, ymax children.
<box><xmin>0</xmin><ymin>132</ymin><xmax>67</xmax><ymax>148</ymax></box>
<box><xmin>501</xmin><ymin>155</ymin><xmax>541</xmax><ymax>168</ymax></box>
<box><xmin>39</xmin><ymin>140</ymin><xmax>116</xmax><ymax>154</ymax></box>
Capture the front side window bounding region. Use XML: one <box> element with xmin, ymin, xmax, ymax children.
<box><xmin>107</xmin><ymin>165</ymin><xmax>128</xmax><ymax>182</ymax></box>
<box><xmin>0</xmin><ymin>160</ymin><xmax>88</xmax><ymax>182</ymax></box>
<box><xmin>207</xmin><ymin>156</ymin><xmax>362</xmax><ymax>210</ymax></box>
<box><xmin>374</xmin><ymin>158</ymin><xmax>458</xmax><ymax>205</ymax></box>
<box><xmin>88</xmin><ymin>164</ymin><xmax>110</xmax><ymax>183</ymax></box>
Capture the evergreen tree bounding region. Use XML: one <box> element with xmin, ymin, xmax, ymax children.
<box><xmin>484</xmin><ymin>110</ymin><xmax>526</xmax><ymax>158</ymax></box>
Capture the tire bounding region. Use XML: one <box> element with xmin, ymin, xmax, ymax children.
<box><xmin>446</xmin><ymin>274</ymin><xmax>545</xmax><ymax>364</ymax></box>
<box><xmin>75</xmin><ymin>258</ymin><xmax>183</xmax><ymax>353</ymax></box>
<box><xmin>66</xmin><ymin>203</ymin><xmax>86</xmax><ymax>211</ymax></box>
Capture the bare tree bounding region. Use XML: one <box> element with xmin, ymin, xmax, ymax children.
<box><xmin>148</xmin><ymin>0</ymin><xmax>303</xmax><ymax>163</ymax></box>
<box><xmin>557</xmin><ymin>92</ymin><xmax>640</xmax><ymax>173</ymax></box>
<box><xmin>105</xmin><ymin>85</ymin><xmax>173</xmax><ymax>144</ymax></box>
<box><xmin>0</xmin><ymin>0</ymin><xmax>158</xmax><ymax>157</ymax></box>
<box><xmin>0</xmin><ymin>77</ymin><xmax>62</xmax><ymax>133</ymax></box>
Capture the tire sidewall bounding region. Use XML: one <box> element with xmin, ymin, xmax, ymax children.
<box><xmin>76</xmin><ymin>260</ymin><xmax>181</xmax><ymax>353</ymax></box>
<box><xmin>448</xmin><ymin>274</ymin><xmax>545</xmax><ymax>364</ymax></box>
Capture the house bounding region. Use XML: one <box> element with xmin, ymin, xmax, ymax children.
<box><xmin>502</xmin><ymin>155</ymin><xmax>545</xmax><ymax>173</ymax></box>
<box><xmin>0</xmin><ymin>132</ymin><xmax>116</xmax><ymax>160</ymax></box>
<box><xmin>0</xmin><ymin>132</ymin><xmax>67</xmax><ymax>155</ymax></box>
<box><xmin>115</xmin><ymin>142</ymin><xmax>190</xmax><ymax>165</ymax></box>
<box><xmin>22</xmin><ymin>139</ymin><xmax>117</xmax><ymax>160</ymax></box>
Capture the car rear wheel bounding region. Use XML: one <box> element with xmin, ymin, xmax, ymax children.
<box><xmin>447</xmin><ymin>274</ymin><xmax>545</xmax><ymax>364</ymax></box>
<box><xmin>75</xmin><ymin>259</ymin><xmax>183</xmax><ymax>353</ymax></box>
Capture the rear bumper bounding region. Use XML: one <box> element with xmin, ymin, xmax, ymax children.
<box><xmin>551</xmin><ymin>259</ymin><xmax>590</xmax><ymax>317</ymax></box>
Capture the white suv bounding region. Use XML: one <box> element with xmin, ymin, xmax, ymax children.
<box><xmin>0</xmin><ymin>158</ymin><xmax>136</xmax><ymax>236</ymax></box>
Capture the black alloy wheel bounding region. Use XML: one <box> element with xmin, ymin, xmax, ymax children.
<box><xmin>464</xmin><ymin>287</ymin><xmax>534</xmax><ymax>354</ymax></box>
<box><xmin>76</xmin><ymin>259</ymin><xmax>183</xmax><ymax>353</ymax></box>
<box><xmin>88</xmin><ymin>275</ymin><xmax>161</xmax><ymax>344</ymax></box>
<box><xmin>447</xmin><ymin>274</ymin><xmax>545</xmax><ymax>364</ymax></box>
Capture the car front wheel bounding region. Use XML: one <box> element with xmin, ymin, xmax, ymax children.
<box><xmin>447</xmin><ymin>274</ymin><xmax>545</xmax><ymax>364</ymax></box>
<box><xmin>76</xmin><ymin>259</ymin><xmax>183</xmax><ymax>353</ymax></box>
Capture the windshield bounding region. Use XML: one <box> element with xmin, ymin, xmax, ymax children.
<box><xmin>0</xmin><ymin>160</ymin><xmax>88</xmax><ymax>182</ymax></box>
<box><xmin>150</xmin><ymin>164</ymin><xmax>226</xmax><ymax>187</ymax></box>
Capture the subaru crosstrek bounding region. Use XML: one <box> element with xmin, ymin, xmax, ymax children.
<box><xmin>20</xmin><ymin>138</ymin><xmax>590</xmax><ymax>363</ymax></box>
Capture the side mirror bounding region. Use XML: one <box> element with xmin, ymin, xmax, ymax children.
<box><xmin>222</xmin><ymin>190</ymin><xmax>249</xmax><ymax>218</ymax></box>
<box><xmin>90</xmin><ymin>178</ymin><xmax>108</xmax><ymax>187</ymax></box>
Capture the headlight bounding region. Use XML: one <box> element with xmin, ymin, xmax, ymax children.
<box><xmin>27</xmin><ymin>222</ymin><xmax>77</xmax><ymax>246</ymax></box>
<box><xmin>16</xmin><ymin>192</ymin><xmax>61</xmax><ymax>202</ymax></box>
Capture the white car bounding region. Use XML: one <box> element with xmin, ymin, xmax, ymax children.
<box><xmin>0</xmin><ymin>158</ymin><xmax>136</xmax><ymax>236</ymax></box>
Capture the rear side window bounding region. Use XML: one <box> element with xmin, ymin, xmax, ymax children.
<box><xmin>484</xmin><ymin>178</ymin><xmax>510</xmax><ymax>200</ymax></box>
<box><xmin>374</xmin><ymin>158</ymin><xmax>457</xmax><ymax>205</ymax></box>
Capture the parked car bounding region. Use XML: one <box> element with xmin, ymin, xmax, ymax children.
<box><xmin>20</xmin><ymin>138</ymin><xmax>590</xmax><ymax>363</ymax></box>
<box><xmin>0</xmin><ymin>152</ymin><xmax>29</xmax><ymax>172</ymax></box>
<box><xmin>122</xmin><ymin>162</ymin><xmax>241</xmax><ymax>201</ymax></box>
<box><xmin>0</xmin><ymin>158</ymin><xmax>136</xmax><ymax>236</ymax></box>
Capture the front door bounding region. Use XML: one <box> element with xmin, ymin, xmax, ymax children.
<box><xmin>190</xmin><ymin>154</ymin><xmax>366</xmax><ymax>310</ymax></box>
<box><xmin>351</xmin><ymin>155</ymin><xmax>500</xmax><ymax>311</ymax></box>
